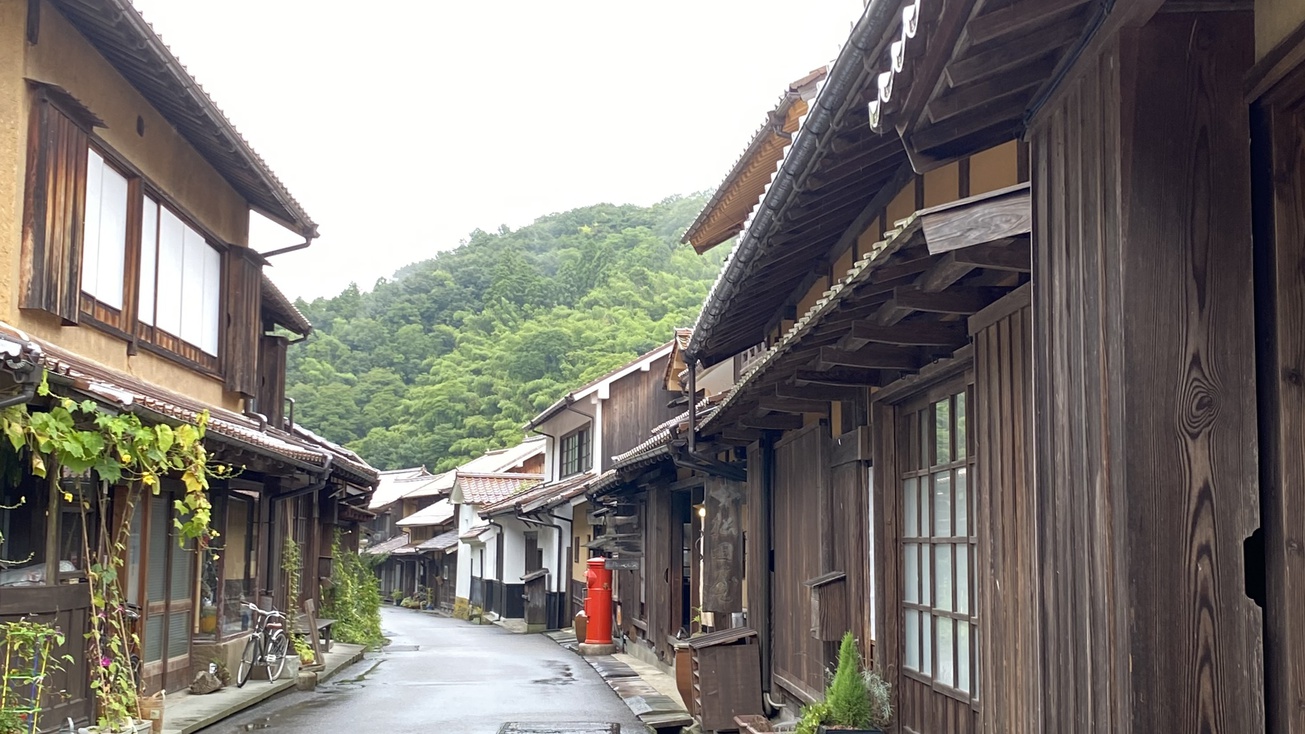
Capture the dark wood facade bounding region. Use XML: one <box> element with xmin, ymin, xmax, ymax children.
<box><xmin>601</xmin><ymin>354</ymin><xmax>680</xmax><ymax>472</ymax></box>
<box><xmin>1028</xmin><ymin>12</ymin><xmax>1263</xmax><ymax>732</ymax></box>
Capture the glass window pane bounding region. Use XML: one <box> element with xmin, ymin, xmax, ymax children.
<box><xmin>958</xmin><ymin>622</ymin><xmax>972</xmax><ymax>693</ymax></box>
<box><xmin>170</xmin><ymin>538</ymin><xmax>193</xmax><ymax>602</ymax></box>
<box><xmin>904</xmin><ymin>609</ymin><xmax>919</xmax><ymax>671</ymax></box>
<box><xmin>903</xmin><ymin>478</ymin><xmax>918</xmax><ymax>537</ymax></box>
<box><xmin>956</xmin><ymin>467</ymin><xmax>968</xmax><ymax>536</ymax></box>
<box><xmin>147</xmin><ymin>497</ymin><xmax>168</xmax><ymax>601</ymax></box>
<box><xmin>144</xmin><ymin>614</ymin><xmax>164</xmax><ymax>663</ymax></box>
<box><xmin>934</xmin><ymin>398</ymin><xmax>951</xmax><ymax>465</ymax></box>
<box><xmin>167</xmin><ymin>610</ymin><xmax>189</xmax><ymax>659</ymax></box>
<box><xmin>922</xmin><ymin>612</ymin><xmax>932</xmax><ymax>676</ymax></box>
<box><xmin>956</xmin><ymin>543</ymin><xmax>970</xmax><ymax>614</ymax></box>
<box><xmin>139</xmin><ymin>199</ymin><xmax>158</xmax><ymax>325</ymax></box>
<box><xmin>919</xmin><ymin>409</ymin><xmax>929</xmax><ymax>470</ymax></box>
<box><xmin>933</xmin><ymin>472</ymin><xmax>952</xmax><ymax>537</ymax></box>
<box><xmin>956</xmin><ymin>392</ymin><xmax>967</xmax><ymax>459</ymax></box>
<box><xmin>936</xmin><ymin>617</ymin><xmax>955</xmax><ymax>687</ymax></box>
<box><xmin>0</xmin><ymin>480</ymin><xmax>48</xmax><ymax>587</ymax></box>
<box><xmin>904</xmin><ymin>544</ymin><xmax>918</xmax><ymax>603</ymax></box>
<box><xmin>921</xmin><ymin>540</ymin><xmax>931</xmax><ymax>606</ymax></box>
<box><xmin>935</xmin><ymin>544</ymin><xmax>952</xmax><ymax>612</ymax></box>
<box><xmin>126</xmin><ymin>500</ymin><xmax>142</xmax><ymax>602</ymax></box>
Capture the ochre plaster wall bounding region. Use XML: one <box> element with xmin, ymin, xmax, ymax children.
<box><xmin>0</xmin><ymin>1</ymin><xmax>254</xmax><ymax>411</ymax></box>
<box><xmin>1257</xmin><ymin>0</ymin><xmax>1305</xmax><ymax>60</ymax></box>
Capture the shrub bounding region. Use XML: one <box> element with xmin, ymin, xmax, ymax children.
<box><xmin>826</xmin><ymin>632</ymin><xmax>872</xmax><ymax>728</ymax></box>
<box><xmin>321</xmin><ymin>531</ymin><xmax>385</xmax><ymax>647</ymax></box>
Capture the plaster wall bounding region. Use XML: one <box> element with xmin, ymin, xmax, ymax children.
<box><xmin>1257</xmin><ymin>0</ymin><xmax>1305</xmax><ymax>60</ymax></box>
<box><xmin>539</xmin><ymin>407</ymin><xmax>593</xmax><ymax>483</ymax></box>
<box><xmin>455</xmin><ymin>504</ymin><xmax>474</xmax><ymax>599</ymax></box>
<box><xmin>0</xmin><ymin>1</ymin><xmax>261</xmax><ymax>412</ymax></box>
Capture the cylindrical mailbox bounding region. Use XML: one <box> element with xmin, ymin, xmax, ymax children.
<box><xmin>584</xmin><ymin>558</ymin><xmax>613</xmax><ymax>645</ymax></box>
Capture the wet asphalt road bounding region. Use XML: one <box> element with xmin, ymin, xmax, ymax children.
<box><xmin>213</xmin><ymin>607</ymin><xmax>650</xmax><ymax>734</ymax></box>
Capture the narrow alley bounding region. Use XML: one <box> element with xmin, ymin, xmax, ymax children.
<box><xmin>213</xmin><ymin>608</ymin><xmax>650</xmax><ymax>734</ymax></box>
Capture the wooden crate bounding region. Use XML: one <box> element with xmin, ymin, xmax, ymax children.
<box><xmin>688</xmin><ymin>628</ymin><xmax>763</xmax><ymax>732</ymax></box>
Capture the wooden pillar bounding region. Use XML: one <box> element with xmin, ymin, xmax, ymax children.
<box><xmin>1029</xmin><ymin>10</ymin><xmax>1261</xmax><ymax>733</ymax></box>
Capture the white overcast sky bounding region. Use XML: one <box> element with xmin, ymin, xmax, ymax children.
<box><xmin>129</xmin><ymin>0</ymin><xmax>866</xmax><ymax>301</ymax></box>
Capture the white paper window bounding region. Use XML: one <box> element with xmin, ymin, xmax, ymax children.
<box><xmin>81</xmin><ymin>149</ymin><xmax>129</xmax><ymax>309</ymax></box>
<box><xmin>146</xmin><ymin>200</ymin><xmax>221</xmax><ymax>355</ymax></box>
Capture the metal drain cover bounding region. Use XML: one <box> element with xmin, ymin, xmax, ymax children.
<box><xmin>384</xmin><ymin>644</ymin><xmax>421</xmax><ymax>652</ymax></box>
<box><xmin>498</xmin><ymin>725</ymin><xmax>619</xmax><ymax>734</ymax></box>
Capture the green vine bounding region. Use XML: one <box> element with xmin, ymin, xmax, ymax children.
<box><xmin>0</xmin><ymin>619</ymin><xmax>70</xmax><ymax>734</ymax></box>
<box><xmin>0</xmin><ymin>374</ymin><xmax>231</xmax><ymax>732</ymax></box>
<box><xmin>0</xmin><ymin>374</ymin><xmax>232</xmax><ymax>544</ymax></box>
<box><xmin>279</xmin><ymin>537</ymin><xmax>314</xmax><ymax>664</ymax></box>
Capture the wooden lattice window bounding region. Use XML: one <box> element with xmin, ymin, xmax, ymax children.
<box><xmin>900</xmin><ymin>385</ymin><xmax>978</xmax><ymax>700</ymax></box>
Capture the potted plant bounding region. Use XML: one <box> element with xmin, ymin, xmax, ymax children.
<box><xmin>797</xmin><ymin>632</ymin><xmax>892</xmax><ymax>734</ymax></box>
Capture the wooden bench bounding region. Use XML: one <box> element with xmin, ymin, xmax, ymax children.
<box><xmin>294</xmin><ymin>614</ymin><xmax>335</xmax><ymax>653</ymax></box>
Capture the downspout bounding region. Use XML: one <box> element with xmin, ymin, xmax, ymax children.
<box><xmin>488</xmin><ymin>518</ymin><xmax>506</xmax><ymax>614</ymax></box>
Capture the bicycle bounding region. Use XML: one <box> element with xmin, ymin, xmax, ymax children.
<box><xmin>235</xmin><ymin>602</ymin><xmax>290</xmax><ymax>687</ymax></box>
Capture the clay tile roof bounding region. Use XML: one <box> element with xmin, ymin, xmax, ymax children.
<box><xmin>454</xmin><ymin>472</ymin><xmax>544</xmax><ymax>506</ymax></box>
<box><xmin>262</xmin><ymin>275</ymin><xmax>312</xmax><ymax>336</ymax></box>
<box><xmin>396</xmin><ymin>499</ymin><xmax>455</xmax><ymax>528</ymax></box>
<box><xmin>0</xmin><ymin>320</ymin><xmax>377</xmax><ymax>485</ymax></box>
<box><xmin>482</xmin><ymin>471</ymin><xmax>596</xmax><ymax>517</ymax></box>
<box><xmin>362</xmin><ymin>533</ymin><xmax>411</xmax><ymax>556</ymax></box>
<box><xmin>49</xmin><ymin>0</ymin><xmax>316</xmax><ymax>235</ymax></box>
<box><xmin>459</xmin><ymin>524</ymin><xmax>493</xmax><ymax>542</ymax></box>
<box><xmin>417</xmin><ymin>529</ymin><xmax>460</xmax><ymax>553</ymax></box>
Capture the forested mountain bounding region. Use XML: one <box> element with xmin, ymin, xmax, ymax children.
<box><xmin>287</xmin><ymin>194</ymin><xmax>725</xmax><ymax>471</ymax></box>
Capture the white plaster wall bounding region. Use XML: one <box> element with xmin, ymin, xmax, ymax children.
<box><xmin>698</xmin><ymin>358</ymin><xmax>737</xmax><ymax>397</ymax></box>
<box><xmin>454</xmin><ymin>504</ymin><xmax>473</xmax><ymax>599</ymax></box>
<box><xmin>538</xmin><ymin>407</ymin><xmax>594</xmax><ymax>482</ymax></box>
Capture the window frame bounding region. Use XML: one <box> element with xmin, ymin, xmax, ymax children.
<box><xmin>23</xmin><ymin>93</ymin><xmax>230</xmax><ymax>377</ymax></box>
<box><xmin>898</xmin><ymin>382</ymin><xmax>979</xmax><ymax>706</ymax></box>
<box><xmin>559</xmin><ymin>425</ymin><xmax>592</xmax><ymax>478</ymax></box>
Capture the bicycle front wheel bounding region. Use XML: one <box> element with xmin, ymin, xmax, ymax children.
<box><xmin>236</xmin><ymin>636</ymin><xmax>259</xmax><ymax>688</ymax></box>
<box><xmin>266</xmin><ymin>634</ymin><xmax>289</xmax><ymax>682</ymax></box>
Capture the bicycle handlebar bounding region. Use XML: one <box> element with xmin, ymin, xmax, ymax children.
<box><xmin>241</xmin><ymin>602</ymin><xmax>286</xmax><ymax>619</ymax></box>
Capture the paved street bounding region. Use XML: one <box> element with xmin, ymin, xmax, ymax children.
<box><xmin>211</xmin><ymin>608</ymin><xmax>650</xmax><ymax>734</ymax></box>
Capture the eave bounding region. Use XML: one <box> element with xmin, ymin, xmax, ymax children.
<box><xmin>48</xmin><ymin>0</ymin><xmax>317</xmax><ymax>236</ymax></box>
<box><xmin>700</xmin><ymin>184</ymin><xmax>1032</xmax><ymax>434</ymax></box>
<box><xmin>683</xmin><ymin>67</ymin><xmax>827</xmax><ymax>253</ymax></box>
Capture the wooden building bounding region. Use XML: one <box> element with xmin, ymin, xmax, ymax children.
<box><xmin>678</xmin><ymin>0</ymin><xmax>1305</xmax><ymax>732</ymax></box>
<box><xmin>0</xmin><ymin>0</ymin><xmax>378</xmax><ymax>719</ymax></box>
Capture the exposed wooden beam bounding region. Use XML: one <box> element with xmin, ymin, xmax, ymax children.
<box><xmin>794</xmin><ymin>368</ymin><xmax>888</xmax><ymax>387</ymax></box>
<box><xmin>816</xmin><ymin>346</ymin><xmax>922</xmax><ymax>371</ymax></box>
<box><xmin>905</xmin><ymin>90</ymin><xmax>1032</xmax><ymax>159</ymax></box>
<box><xmin>836</xmin><ymin>320</ymin><xmax>969</xmax><ymax>350</ymax></box>
<box><xmin>776</xmin><ymin>382</ymin><xmax>863</xmax><ymax>402</ymax></box>
<box><xmin>965</xmin><ymin>0</ymin><xmax>1092</xmax><ymax>47</ymax></box>
<box><xmin>917</xmin><ymin>252</ymin><xmax>980</xmax><ymax>293</ymax></box>
<box><xmin>758</xmin><ymin>397</ymin><xmax>830</xmax><ymax>414</ymax></box>
<box><xmin>944</xmin><ymin>15</ymin><xmax>1084</xmax><ymax>88</ymax></box>
<box><xmin>719</xmin><ymin>428</ymin><xmax>765</xmax><ymax>445</ymax></box>
<box><xmin>890</xmin><ymin>285</ymin><xmax>1003</xmax><ymax>314</ymax></box>
<box><xmin>740</xmin><ymin>413</ymin><xmax>804</xmax><ymax>431</ymax></box>
<box><xmin>952</xmin><ymin>240</ymin><xmax>1032</xmax><ymax>271</ymax></box>
<box><xmin>925</xmin><ymin>55</ymin><xmax>1059</xmax><ymax>126</ymax></box>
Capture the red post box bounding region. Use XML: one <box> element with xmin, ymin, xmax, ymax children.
<box><xmin>584</xmin><ymin>557</ymin><xmax>613</xmax><ymax>645</ymax></box>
